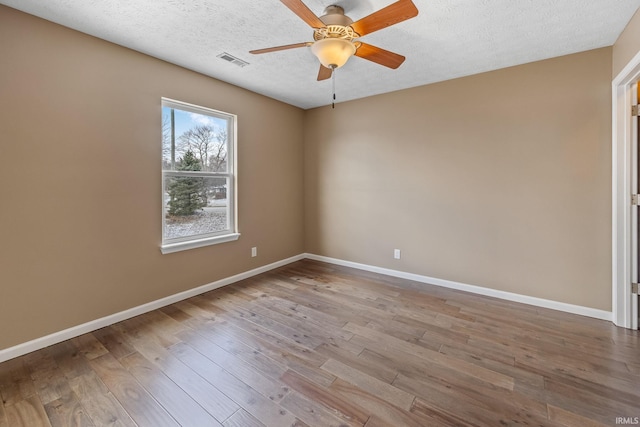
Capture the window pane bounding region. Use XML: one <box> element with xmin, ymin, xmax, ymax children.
<box><xmin>164</xmin><ymin>176</ymin><xmax>229</xmax><ymax>240</ymax></box>
<box><xmin>162</xmin><ymin>107</ymin><xmax>229</xmax><ymax>172</ymax></box>
<box><xmin>161</xmin><ymin>98</ymin><xmax>236</xmax><ymax>252</ymax></box>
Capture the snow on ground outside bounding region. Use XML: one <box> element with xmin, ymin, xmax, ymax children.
<box><xmin>164</xmin><ymin>199</ymin><xmax>228</xmax><ymax>239</ymax></box>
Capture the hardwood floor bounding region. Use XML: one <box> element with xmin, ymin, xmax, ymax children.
<box><xmin>1</xmin><ymin>259</ymin><xmax>638</xmax><ymax>426</ymax></box>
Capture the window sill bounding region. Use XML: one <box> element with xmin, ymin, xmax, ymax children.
<box><xmin>160</xmin><ymin>233</ymin><xmax>240</xmax><ymax>254</ymax></box>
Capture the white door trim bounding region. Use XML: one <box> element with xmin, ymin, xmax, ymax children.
<box><xmin>632</xmin><ymin>82</ymin><xmax>640</xmax><ymax>331</ymax></box>
<box><xmin>612</xmin><ymin>50</ymin><xmax>640</xmax><ymax>328</ymax></box>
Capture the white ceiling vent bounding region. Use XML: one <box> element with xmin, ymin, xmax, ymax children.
<box><xmin>217</xmin><ymin>52</ymin><xmax>249</xmax><ymax>67</ymax></box>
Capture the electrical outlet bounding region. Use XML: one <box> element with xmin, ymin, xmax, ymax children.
<box><xmin>394</xmin><ymin>249</ymin><xmax>401</xmax><ymax>259</ymax></box>
<box><xmin>251</xmin><ymin>247</ymin><xmax>257</xmax><ymax>257</ymax></box>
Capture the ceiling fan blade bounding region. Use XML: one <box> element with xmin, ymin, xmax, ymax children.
<box><xmin>350</xmin><ymin>0</ymin><xmax>418</xmax><ymax>37</ymax></box>
<box><xmin>280</xmin><ymin>0</ymin><xmax>326</xmax><ymax>28</ymax></box>
<box><xmin>250</xmin><ymin>42</ymin><xmax>311</xmax><ymax>54</ymax></box>
<box><xmin>355</xmin><ymin>42</ymin><xmax>405</xmax><ymax>69</ymax></box>
<box><xmin>317</xmin><ymin>65</ymin><xmax>333</xmax><ymax>81</ymax></box>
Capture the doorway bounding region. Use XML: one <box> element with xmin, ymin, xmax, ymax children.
<box><xmin>613</xmin><ymin>56</ymin><xmax>640</xmax><ymax>329</ymax></box>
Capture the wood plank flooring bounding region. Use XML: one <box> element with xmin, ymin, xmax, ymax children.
<box><xmin>1</xmin><ymin>259</ymin><xmax>639</xmax><ymax>426</ymax></box>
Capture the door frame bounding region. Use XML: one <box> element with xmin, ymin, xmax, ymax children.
<box><xmin>612</xmin><ymin>50</ymin><xmax>640</xmax><ymax>328</ymax></box>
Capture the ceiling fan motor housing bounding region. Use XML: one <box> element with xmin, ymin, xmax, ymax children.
<box><xmin>314</xmin><ymin>5</ymin><xmax>358</xmax><ymax>42</ymax></box>
<box><xmin>319</xmin><ymin>5</ymin><xmax>353</xmax><ymax>27</ymax></box>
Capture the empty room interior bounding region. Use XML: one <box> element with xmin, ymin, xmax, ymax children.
<box><xmin>1</xmin><ymin>0</ymin><xmax>640</xmax><ymax>426</ymax></box>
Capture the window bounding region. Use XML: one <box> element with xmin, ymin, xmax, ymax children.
<box><xmin>160</xmin><ymin>99</ymin><xmax>238</xmax><ymax>253</ymax></box>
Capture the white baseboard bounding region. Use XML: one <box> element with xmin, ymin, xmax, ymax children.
<box><xmin>0</xmin><ymin>252</ymin><xmax>613</xmax><ymax>363</ymax></box>
<box><xmin>0</xmin><ymin>254</ymin><xmax>305</xmax><ymax>363</ymax></box>
<box><xmin>304</xmin><ymin>253</ymin><xmax>613</xmax><ymax>322</ymax></box>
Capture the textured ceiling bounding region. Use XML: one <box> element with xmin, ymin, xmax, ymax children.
<box><xmin>2</xmin><ymin>0</ymin><xmax>640</xmax><ymax>109</ymax></box>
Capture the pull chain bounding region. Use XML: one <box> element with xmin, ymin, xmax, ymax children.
<box><xmin>331</xmin><ymin>66</ymin><xmax>336</xmax><ymax>109</ymax></box>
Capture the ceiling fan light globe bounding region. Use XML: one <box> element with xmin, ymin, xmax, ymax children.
<box><xmin>311</xmin><ymin>38</ymin><xmax>356</xmax><ymax>69</ymax></box>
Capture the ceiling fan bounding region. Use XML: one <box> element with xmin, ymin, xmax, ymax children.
<box><xmin>250</xmin><ymin>0</ymin><xmax>419</xmax><ymax>81</ymax></box>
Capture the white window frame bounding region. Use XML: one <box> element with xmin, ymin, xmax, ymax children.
<box><xmin>160</xmin><ymin>98</ymin><xmax>239</xmax><ymax>254</ymax></box>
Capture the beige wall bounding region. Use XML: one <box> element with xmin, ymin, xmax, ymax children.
<box><xmin>613</xmin><ymin>8</ymin><xmax>640</xmax><ymax>77</ymax></box>
<box><xmin>0</xmin><ymin>6</ymin><xmax>305</xmax><ymax>350</ymax></box>
<box><xmin>304</xmin><ymin>48</ymin><xmax>613</xmax><ymax>311</ymax></box>
<box><xmin>0</xmin><ymin>3</ymin><xmax>621</xmax><ymax>351</ymax></box>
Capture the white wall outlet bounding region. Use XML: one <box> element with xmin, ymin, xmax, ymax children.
<box><xmin>394</xmin><ymin>249</ymin><xmax>401</xmax><ymax>259</ymax></box>
<box><xmin>251</xmin><ymin>247</ymin><xmax>257</xmax><ymax>257</ymax></box>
